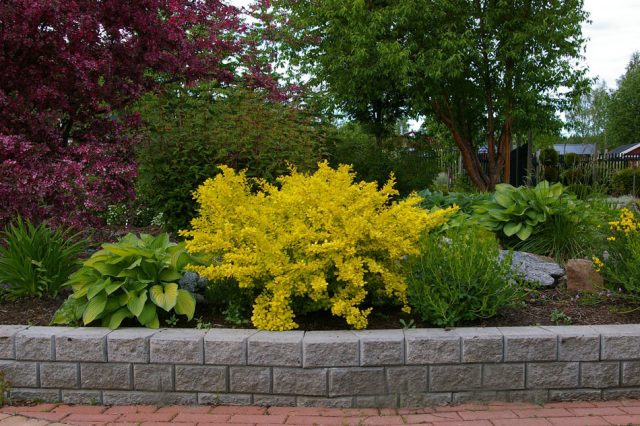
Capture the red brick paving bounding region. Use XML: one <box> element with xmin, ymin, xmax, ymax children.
<box><xmin>2</xmin><ymin>400</ymin><xmax>640</xmax><ymax>425</ymax></box>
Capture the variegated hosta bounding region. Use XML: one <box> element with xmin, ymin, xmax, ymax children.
<box><xmin>52</xmin><ymin>233</ymin><xmax>197</xmax><ymax>329</ymax></box>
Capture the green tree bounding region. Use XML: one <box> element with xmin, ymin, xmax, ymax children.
<box><xmin>607</xmin><ymin>52</ymin><xmax>640</xmax><ymax>149</ymax></box>
<box><xmin>566</xmin><ymin>80</ymin><xmax>611</xmax><ymax>150</ymax></box>
<box><xmin>270</xmin><ymin>0</ymin><xmax>589</xmax><ymax>190</ymax></box>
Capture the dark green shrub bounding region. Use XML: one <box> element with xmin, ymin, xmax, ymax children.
<box><xmin>563</xmin><ymin>153</ymin><xmax>581</xmax><ymax>167</ymax></box>
<box><xmin>611</xmin><ymin>167</ymin><xmax>640</xmax><ymax>196</ymax></box>
<box><xmin>135</xmin><ymin>84</ymin><xmax>325</xmax><ymax>231</ymax></box>
<box><xmin>407</xmin><ymin>225</ymin><xmax>526</xmax><ymax>327</ymax></box>
<box><xmin>0</xmin><ymin>217</ymin><xmax>86</xmax><ymax>299</ymax></box>
<box><xmin>327</xmin><ymin>124</ymin><xmax>439</xmax><ymax>195</ymax></box>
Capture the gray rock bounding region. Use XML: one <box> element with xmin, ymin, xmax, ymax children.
<box><xmin>500</xmin><ymin>250</ymin><xmax>565</xmax><ymax>287</ymax></box>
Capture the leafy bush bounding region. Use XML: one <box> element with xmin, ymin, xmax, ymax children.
<box><xmin>136</xmin><ymin>85</ymin><xmax>325</xmax><ymax>231</ymax></box>
<box><xmin>474</xmin><ymin>181</ymin><xmax>567</xmax><ymax>241</ymax></box>
<box><xmin>539</xmin><ymin>148</ymin><xmax>560</xmax><ymax>182</ymax></box>
<box><xmin>52</xmin><ymin>233</ymin><xmax>197</xmax><ymax>328</ymax></box>
<box><xmin>611</xmin><ymin>167</ymin><xmax>640</xmax><ymax>196</ymax></box>
<box><xmin>418</xmin><ymin>190</ymin><xmax>489</xmax><ymax>215</ymax></box>
<box><xmin>594</xmin><ymin>208</ymin><xmax>640</xmax><ymax>294</ymax></box>
<box><xmin>327</xmin><ymin>124</ymin><xmax>439</xmax><ymax>195</ymax></box>
<box><xmin>406</xmin><ymin>225</ymin><xmax>526</xmax><ymax>327</ymax></box>
<box><xmin>181</xmin><ymin>162</ymin><xmax>455</xmax><ymax>331</ymax></box>
<box><xmin>0</xmin><ymin>217</ymin><xmax>86</xmax><ymax>299</ymax></box>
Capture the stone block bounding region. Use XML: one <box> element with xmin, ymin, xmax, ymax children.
<box><xmin>542</xmin><ymin>325</ymin><xmax>600</xmax><ymax>361</ymax></box>
<box><xmin>504</xmin><ymin>390</ymin><xmax>549</xmax><ymax>404</ymax></box>
<box><xmin>205</xmin><ymin>329</ymin><xmax>256</xmax><ymax>365</ymax></box>
<box><xmin>273</xmin><ymin>368</ymin><xmax>327</xmax><ymax>396</ymax></box>
<box><xmin>107</xmin><ymin>328</ymin><xmax>158</xmax><ymax>363</ymax></box>
<box><xmin>603</xmin><ymin>387</ymin><xmax>640</xmax><ymax>400</ymax></box>
<box><xmin>296</xmin><ymin>396</ymin><xmax>354</xmax><ymax>408</ymax></box>
<box><xmin>622</xmin><ymin>361</ymin><xmax>640</xmax><ymax>386</ymax></box>
<box><xmin>80</xmin><ymin>363</ymin><xmax>131</xmax><ymax>390</ymax></box>
<box><xmin>61</xmin><ymin>390</ymin><xmax>102</xmax><ymax>404</ymax></box>
<box><xmin>548</xmin><ymin>388</ymin><xmax>602</xmax><ymax>401</ymax></box>
<box><xmin>455</xmin><ymin>327</ymin><xmax>503</xmax><ymax>363</ymax></box>
<box><xmin>429</xmin><ymin>365</ymin><xmax>481</xmax><ymax>392</ymax></box>
<box><xmin>386</xmin><ymin>366</ymin><xmax>428</xmax><ymax>393</ymax></box>
<box><xmin>175</xmin><ymin>365</ymin><xmax>226</xmax><ymax>392</ymax></box>
<box><xmin>581</xmin><ymin>362</ymin><xmax>619</xmax><ymax>388</ymax></box>
<box><xmin>253</xmin><ymin>394</ymin><xmax>297</xmax><ymax>406</ymax></box>
<box><xmin>15</xmin><ymin>327</ymin><xmax>65</xmax><ymax>360</ymax></box>
<box><xmin>500</xmin><ymin>327</ymin><xmax>557</xmax><ymax>361</ymax></box>
<box><xmin>399</xmin><ymin>392</ymin><xmax>452</xmax><ymax>407</ymax></box>
<box><xmin>526</xmin><ymin>362</ymin><xmax>579</xmax><ymax>389</ymax></box>
<box><xmin>134</xmin><ymin>364</ymin><xmax>173</xmax><ymax>391</ymax></box>
<box><xmin>302</xmin><ymin>331</ymin><xmax>358</xmax><ymax>367</ymax></box>
<box><xmin>103</xmin><ymin>390</ymin><xmax>197</xmax><ymax>405</ymax></box>
<box><xmin>595</xmin><ymin>325</ymin><xmax>640</xmax><ymax>360</ymax></box>
<box><xmin>10</xmin><ymin>388</ymin><xmax>60</xmax><ymax>402</ymax></box>
<box><xmin>198</xmin><ymin>393</ymin><xmax>252</xmax><ymax>405</ymax></box>
<box><xmin>248</xmin><ymin>331</ymin><xmax>304</xmax><ymax>367</ymax></box>
<box><xmin>329</xmin><ymin>367</ymin><xmax>385</xmax><ymax>396</ymax></box>
<box><xmin>405</xmin><ymin>329</ymin><xmax>460</xmax><ymax>364</ymax></box>
<box><xmin>0</xmin><ymin>325</ymin><xmax>28</xmax><ymax>359</ymax></box>
<box><xmin>0</xmin><ymin>360</ymin><xmax>37</xmax><ymax>387</ymax></box>
<box><xmin>452</xmin><ymin>390</ymin><xmax>506</xmax><ymax>404</ymax></box>
<box><xmin>56</xmin><ymin>328</ymin><xmax>110</xmax><ymax>362</ymax></box>
<box><xmin>355</xmin><ymin>395</ymin><xmax>398</xmax><ymax>408</ymax></box>
<box><xmin>229</xmin><ymin>366</ymin><xmax>270</xmax><ymax>393</ymax></box>
<box><xmin>354</xmin><ymin>330</ymin><xmax>404</xmax><ymax>366</ymax></box>
<box><xmin>39</xmin><ymin>362</ymin><xmax>78</xmax><ymax>388</ymax></box>
<box><xmin>566</xmin><ymin>259</ymin><xmax>603</xmax><ymax>292</ymax></box>
<box><xmin>150</xmin><ymin>329</ymin><xmax>205</xmax><ymax>364</ymax></box>
<box><xmin>482</xmin><ymin>363</ymin><xmax>525</xmax><ymax>390</ymax></box>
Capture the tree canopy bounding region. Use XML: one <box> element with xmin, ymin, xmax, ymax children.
<box><xmin>270</xmin><ymin>0</ymin><xmax>590</xmax><ymax>190</ymax></box>
<box><xmin>607</xmin><ymin>52</ymin><xmax>640</xmax><ymax>149</ymax></box>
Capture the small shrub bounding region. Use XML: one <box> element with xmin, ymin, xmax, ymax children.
<box><xmin>611</xmin><ymin>167</ymin><xmax>640</xmax><ymax>196</ymax></box>
<box><xmin>181</xmin><ymin>162</ymin><xmax>455</xmax><ymax>330</ymax></box>
<box><xmin>406</xmin><ymin>225</ymin><xmax>526</xmax><ymax>327</ymax></box>
<box><xmin>52</xmin><ymin>233</ymin><xmax>197</xmax><ymax>328</ymax></box>
<box><xmin>0</xmin><ymin>217</ymin><xmax>86</xmax><ymax>299</ymax></box>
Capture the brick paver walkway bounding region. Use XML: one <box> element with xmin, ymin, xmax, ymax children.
<box><xmin>2</xmin><ymin>400</ymin><xmax>640</xmax><ymax>425</ymax></box>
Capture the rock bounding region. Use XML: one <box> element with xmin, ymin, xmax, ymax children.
<box><xmin>500</xmin><ymin>250</ymin><xmax>565</xmax><ymax>287</ymax></box>
<box><xmin>566</xmin><ymin>259</ymin><xmax>603</xmax><ymax>292</ymax></box>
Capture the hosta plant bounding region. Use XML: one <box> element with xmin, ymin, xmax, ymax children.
<box><xmin>181</xmin><ymin>162</ymin><xmax>455</xmax><ymax>331</ymax></box>
<box><xmin>0</xmin><ymin>217</ymin><xmax>86</xmax><ymax>299</ymax></box>
<box><xmin>52</xmin><ymin>233</ymin><xmax>197</xmax><ymax>329</ymax></box>
<box><xmin>473</xmin><ymin>181</ymin><xmax>567</xmax><ymax>240</ymax></box>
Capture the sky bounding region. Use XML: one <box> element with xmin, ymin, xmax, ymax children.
<box><xmin>582</xmin><ymin>0</ymin><xmax>640</xmax><ymax>89</ymax></box>
<box><xmin>231</xmin><ymin>0</ymin><xmax>640</xmax><ymax>89</ymax></box>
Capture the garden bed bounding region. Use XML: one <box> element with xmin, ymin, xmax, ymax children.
<box><xmin>4</xmin><ymin>287</ymin><xmax>640</xmax><ymax>329</ymax></box>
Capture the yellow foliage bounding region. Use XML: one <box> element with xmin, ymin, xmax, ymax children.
<box><xmin>180</xmin><ymin>162</ymin><xmax>455</xmax><ymax>330</ymax></box>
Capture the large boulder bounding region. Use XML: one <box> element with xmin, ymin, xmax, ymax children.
<box><xmin>500</xmin><ymin>250</ymin><xmax>565</xmax><ymax>287</ymax></box>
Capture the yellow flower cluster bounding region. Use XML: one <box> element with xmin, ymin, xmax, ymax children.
<box><xmin>180</xmin><ymin>162</ymin><xmax>455</xmax><ymax>330</ymax></box>
<box><xmin>608</xmin><ymin>208</ymin><xmax>638</xmax><ymax>236</ymax></box>
<box><xmin>592</xmin><ymin>256</ymin><xmax>604</xmax><ymax>273</ymax></box>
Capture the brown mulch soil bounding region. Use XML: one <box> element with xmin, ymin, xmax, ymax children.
<box><xmin>2</xmin><ymin>287</ymin><xmax>640</xmax><ymax>329</ymax></box>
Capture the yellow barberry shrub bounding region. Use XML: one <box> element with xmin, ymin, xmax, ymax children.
<box><xmin>180</xmin><ymin>162</ymin><xmax>455</xmax><ymax>331</ymax></box>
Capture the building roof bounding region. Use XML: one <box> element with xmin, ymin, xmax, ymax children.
<box><xmin>552</xmin><ymin>144</ymin><xmax>596</xmax><ymax>156</ymax></box>
<box><xmin>608</xmin><ymin>142</ymin><xmax>640</xmax><ymax>155</ymax></box>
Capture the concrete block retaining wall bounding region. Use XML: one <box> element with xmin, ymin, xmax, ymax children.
<box><xmin>1</xmin><ymin>324</ymin><xmax>639</xmax><ymax>407</ymax></box>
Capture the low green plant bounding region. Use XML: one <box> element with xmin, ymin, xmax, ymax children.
<box><xmin>52</xmin><ymin>233</ymin><xmax>197</xmax><ymax>329</ymax></box>
<box><xmin>611</xmin><ymin>167</ymin><xmax>640</xmax><ymax>196</ymax></box>
<box><xmin>474</xmin><ymin>181</ymin><xmax>567</xmax><ymax>241</ymax></box>
<box><xmin>0</xmin><ymin>371</ymin><xmax>10</xmax><ymax>405</ymax></box>
<box><xmin>407</xmin><ymin>225</ymin><xmax>526</xmax><ymax>327</ymax></box>
<box><xmin>0</xmin><ymin>217</ymin><xmax>86</xmax><ymax>299</ymax></box>
<box><xmin>550</xmin><ymin>308</ymin><xmax>572</xmax><ymax>325</ymax></box>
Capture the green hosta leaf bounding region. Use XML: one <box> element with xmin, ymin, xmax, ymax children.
<box><xmin>103</xmin><ymin>243</ymin><xmax>154</xmax><ymax>259</ymax></box>
<box><xmin>516</xmin><ymin>225</ymin><xmax>534</xmax><ymax>240</ymax></box>
<box><xmin>146</xmin><ymin>313</ymin><xmax>160</xmax><ymax>329</ymax></box>
<box><xmin>550</xmin><ymin>183</ymin><xmax>564</xmax><ymax>197</ymax></box>
<box><xmin>127</xmin><ymin>291</ymin><xmax>147</xmax><ymax>317</ymax></box>
<box><xmin>138</xmin><ymin>302</ymin><xmax>157</xmax><ymax>325</ymax></box>
<box><xmin>83</xmin><ymin>292</ymin><xmax>107</xmax><ymax>324</ymax></box>
<box><xmin>503</xmin><ymin>222</ymin><xmax>523</xmax><ymax>237</ymax></box>
<box><xmin>149</xmin><ymin>283</ymin><xmax>178</xmax><ymax>311</ymax></box>
<box><xmin>107</xmin><ymin>307</ymin><xmax>133</xmax><ymax>329</ymax></box>
<box><xmin>87</xmin><ymin>279</ymin><xmax>108</xmax><ymax>299</ymax></box>
<box><xmin>90</xmin><ymin>261</ymin><xmax>122</xmax><ymax>277</ymax></box>
<box><xmin>150</xmin><ymin>233</ymin><xmax>170</xmax><ymax>251</ymax></box>
<box><xmin>105</xmin><ymin>279</ymin><xmax>123</xmax><ymax>295</ymax></box>
<box><xmin>494</xmin><ymin>192</ymin><xmax>513</xmax><ymax>208</ymax></box>
<box><xmin>159</xmin><ymin>267</ymin><xmax>182</xmax><ymax>282</ymax></box>
<box><xmin>487</xmin><ymin>209</ymin><xmax>508</xmax><ymax>221</ymax></box>
<box><xmin>174</xmin><ymin>289</ymin><xmax>196</xmax><ymax>320</ymax></box>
